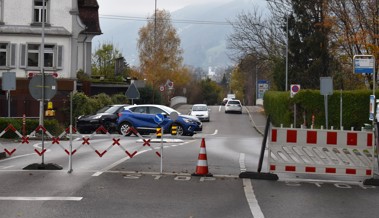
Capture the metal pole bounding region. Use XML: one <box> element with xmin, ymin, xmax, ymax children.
<box><xmin>285</xmin><ymin>15</ymin><xmax>289</xmax><ymax>91</ymax></box>
<box><xmin>340</xmin><ymin>89</ymin><xmax>343</xmax><ymax>130</ymax></box>
<box><xmin>153</xmin><ymin>0</ymin><xmax>157</xmax><ymax>104</ymax></box>
<box><xmin>160</xmin><ymin>126</ymin><xmax>163</xmax><ymax>174</ymax></box>
<box><xmin>40</xmin><ymin>0</ymin><xmax>46</xmax><ymax>165</ymax></box>
<box><xmin>255</xmin><ymin>65</ymin><xmax>258</xmax><ymax>105</ymax></box>
<box><xmin>68</xmin><ymin>92</ymin><xmax>73</xmax><ymax>173</ymax></box>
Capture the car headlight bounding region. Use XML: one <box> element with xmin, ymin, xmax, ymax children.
<box><xmin>93</xmin><ymin>115</ymin><xmax>102</xmax><ymax>119</ymax></box>
<box><xmin>183</xmin><ymin>118</ymin><xmax>195</xmax><ymax>124</ymax></box>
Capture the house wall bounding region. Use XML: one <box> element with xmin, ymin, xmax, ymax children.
<box><xmin>0</xmin><ymin>0</ymin><xmax>101</xmax><ymax>124</ymax></box>
<box><xmin>3</xmin><ymin>0</ymin><xmax>73</xmax><ymax>31</ymax></box>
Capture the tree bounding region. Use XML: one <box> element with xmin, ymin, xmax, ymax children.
<box><xmin>137</xmin><ymin>9</ymin><xmax>190</xmax><ymax>103</ymax></box>
<box><xmin>92</xmin><ymin>43</ymin><xmax>129</xmax><ymax>81</ymax></box>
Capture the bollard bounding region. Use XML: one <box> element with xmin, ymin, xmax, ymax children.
<box><xmin>171</xmin><ymin>125</ymin><xmax>177</xmax><ymax>135</ymax></box>
<box><xmin>156</xmin><ymin>127</ymin><xmax>162</xmax><ymax>138</ymax></box>
<box><xmin>22</xmin><ymin>114</ymin><xmax>26</xmax><ymax>136</ymax></box>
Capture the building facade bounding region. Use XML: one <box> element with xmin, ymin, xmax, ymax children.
<box><xmin>0</xmin><ymin>0</ymin><xmax>101</xmax><ymax>123</ymax></box>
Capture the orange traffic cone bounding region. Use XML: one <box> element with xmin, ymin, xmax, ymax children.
<box><xmin>192</xmin><ymin>138</ymin><xmax>213</xmax><ymax>177</ymax></box>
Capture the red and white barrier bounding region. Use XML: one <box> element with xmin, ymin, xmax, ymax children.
<box><xmin>268</xmin><ymin>127</ymin><xmax>375</xmax><ymax>178</ymax></box>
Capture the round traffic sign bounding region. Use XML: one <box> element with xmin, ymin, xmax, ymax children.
<box><xmin>154</xmin><ymin>113</ymin><xmax>164</xmax><ymax>124</ymax></box>
<box><xmin>29</xmin><ymin>74</ymin><xmax>57</xmax><ymax>101</ymax></box>
<box><xmin>169</xmin><ymin>111</ymin><xmax>179</xmax><ymax>121</ymax></box>
<box><xmin>291</xmin><ymin>85</ymin><xmax>300</xmax><ymax>92</ymax></box>
<box><xmin>159</xmin><ymin>86</ymin><xmax>165</xmax><ymax>92</ymax></box>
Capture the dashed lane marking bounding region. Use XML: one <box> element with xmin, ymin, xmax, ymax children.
<box><xmin>240</xmin><ymin>152</ymin><xmax>265</xmax><ymax>218</ymax></box>
<box><xmin>0</xmin><ymin>197</ymin><xmax>82</xmax><ymax>201</ymax></box>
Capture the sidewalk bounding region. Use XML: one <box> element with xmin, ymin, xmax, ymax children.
<box><xmin>244</xmin><ymin>105</ymin><xmax>268</xmax><ymax>136</ymax></box>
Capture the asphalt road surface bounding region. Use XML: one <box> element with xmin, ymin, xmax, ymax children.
<box><xmin>0</xmin><ymin>105</ymin><xmax>378</xmax><ymax>218</ymax></box>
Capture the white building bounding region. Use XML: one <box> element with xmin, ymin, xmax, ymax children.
<box><xmin>0</xmin><ymin>0</ymin><xmax>101</xmax><ymax>120</ymax></box>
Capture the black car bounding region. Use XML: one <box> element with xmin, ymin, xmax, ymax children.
<box><xmin>76</xmin><ymin>104</ymin><xmax>128</xmax><ymax>134</ymax></box>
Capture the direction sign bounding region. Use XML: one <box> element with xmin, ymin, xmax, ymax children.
<box><xmin>353</xmin><ymin>55</ymin><xmax>375</xmax><ymax>74</ymax></box>
<box><xmin>28</xmin><ymin>74</ymin><xmax>57</xmax><ymax>101</ymax></box>
<box><xmin>154</xmin><ymin>113</ymin><xmax>164</xmax><ymax>124</ymax></box>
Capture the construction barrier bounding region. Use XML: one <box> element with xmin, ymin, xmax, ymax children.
<box><xmin>0</xmin><ymin>124</ymin><xmax>163</xmax><ymax>164</ymax></box>
<box><xmin>268</xmin><ymin>127</ymin><xmax>375</xmax><ymax>179</ymax></box>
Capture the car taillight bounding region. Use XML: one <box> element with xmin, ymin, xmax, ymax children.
<box><xmin>118</xmin><ymin>113</ymin><xmax>122</xmax><ymax>117</ymax></box>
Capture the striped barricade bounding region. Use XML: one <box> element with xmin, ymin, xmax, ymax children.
<box><xmin>268</xmin><ymin>127</ymin><xmax>375</xmax><ymax>178</ymax></box>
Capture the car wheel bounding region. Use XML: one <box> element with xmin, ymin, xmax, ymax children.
<box><xmin>175</xmin><ymin>124</ymin><xmax>185</xmax><ymax>136</ymax></box>
<box><xmin>118</xmin><ymin>122</ymin><xmax>133</xmax><ymax>136</ymax></box>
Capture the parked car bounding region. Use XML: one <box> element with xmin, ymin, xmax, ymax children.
<box><xmin>190</xmin><ymin>104</ymin><xmax>210</xmax><ymax>122</ymax></box>
<box><xmin>225</xmin><ymin>99</ymin><xmax>242</xmax><ymax>114</ymax></box>
<box><xmin>76</xmin><ymin>104</ymin><xmax>128</xmax><ymax>134</ymax></box>
<box><xmin>117</xmin><ymin>104</ymin><xmax>202</xmax><ymax>136</ymax></box>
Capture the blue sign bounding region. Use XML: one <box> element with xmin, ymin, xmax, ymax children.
<box><xmin>257</xmin><ymin>80</ymin><xmax>269</xmax><ymax>99</ymax></box>
<box><xmin>354</xmin><ymin>56</ymin><xmax>374</xmax><ymax>74</ymax></box>
<box><xmin>154</xmin><ymin>114</ymin><xmax>164</xmax><ymax>124</ymax></box>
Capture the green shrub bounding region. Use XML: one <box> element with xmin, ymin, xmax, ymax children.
<box><xmin>0</xmin><ymin>118</ymin><xmax>64</xmax><ymax>138</ymax></box>
<box><xmin>264</xmin><ymin>89</ymin><xmax>375</xmax><ymax>130</ymax></box>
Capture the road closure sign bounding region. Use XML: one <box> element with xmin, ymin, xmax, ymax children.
<box><xmin>353</xmin><ymin>55</ymin><xmax>375</xmax><ymax>74</ymax></box>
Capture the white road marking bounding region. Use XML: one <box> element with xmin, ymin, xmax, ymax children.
<box><xmin>92</xmin><ymin>140</ymin><xmax>195</xmax><ymax>176</ymax></box>
<box><xmin>239</xmin><ymin>153</ymin><xmax>246</xmax><ymax>172</ymax></box>
<box><xmin>240</xmin><ymin>153</ymin><xmax>265</xmax><ymax>218</ymax></box>
<box><xmin>219</xmin><ymin>105</ymin><xmax>222</xmax><ymax>112</ymax></box>
<box><xmin>0</xmin><ymin>197</ymin><xmax>82</xmax><ymax>201</ymax></box>
<box><xmin>243</xmin><ymin>179</ymin><xmax>265</xmax><ymax>218</ymax></box>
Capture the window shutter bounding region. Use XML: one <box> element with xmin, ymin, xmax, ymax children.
<box><xmin>10</xmin><ymin>44</ymin><xmax>16</xmax><ymax>68</ymax></box>
<box><xmin>20</xmin><ymin>44</ymin><xmax>26</xmax><ymax>68</ymax></box>
<box><xmin>57</xmin><ymin>45</ymin><xmax>63</xmax><ymax>69</ymax></box>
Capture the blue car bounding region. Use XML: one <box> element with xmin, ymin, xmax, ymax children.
<box><xmin>117</xmin><ymin>104</ymin><xmax>202</xmax><ymax>136</ymax></box>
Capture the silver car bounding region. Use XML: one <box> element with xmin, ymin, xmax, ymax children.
<box><xmin>225</xmin><ymin>100</ymin><xmax>242</xmax><ymax>114</ymax></box>
<box><xmin>190</xmin><ymin>104</ymin><xmax>210</xmax><ymax>122</ymax></box>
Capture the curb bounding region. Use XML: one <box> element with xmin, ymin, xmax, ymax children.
<box><xmin>244</xmin><ymin>106</ymin><xmax>265</xmax><ymax>136</ymax></box>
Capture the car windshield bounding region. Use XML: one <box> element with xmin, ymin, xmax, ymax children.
<box><xmin>228</xmin><ymin>101</ymin><xmax>241</xmax><ymax>105</ymax></box>
<box><xmin>156</xmin><ymin>105</ymin><xmax>181</xmax><ymax>115</ymax></box>
<box><xmin>124</xmin><ymin>105</ymin><xmax>181</xmax><ymax>115</ymax></box>
<box><xmin>96</xmin><ymin>105</ymin><xmax>120</xmax><ymax>114</ymax></box>
<box><xmin>192</xmin><ymin>105</ymin><xmax>208</xmax><ymax>111</ymax></box>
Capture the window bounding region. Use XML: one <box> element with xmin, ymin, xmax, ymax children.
<box><xmin>0</xmin><ymin>44</ymin><xmax>6</xmax><ymax>66</ymax></box>
<box><xmin>0</xmin><ymin>43</ymin><xmax>16</xmax><ymax>69</ymax></box>
<box><xmin>34</xmin><ymin>0</ymin><xmax>48</xmax><ymax>23</ymax></box>
<box><xmin>20</xmin><ymin>44</ymin><xmax>63</xmax><ymax>69</ymax></box>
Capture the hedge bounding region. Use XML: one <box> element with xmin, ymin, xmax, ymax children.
<box><xmin>263</xmin><ymin>90</ymin><xmax>375</xmax><ymax>130</ymax></box>
<box><xmin>0</xmin><ymin>118</ymin><xmax>64</xmax><ymax>139</ymax></box>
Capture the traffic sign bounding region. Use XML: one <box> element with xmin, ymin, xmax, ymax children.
<box><xmin>159</xmin><ymin>85</ymin><xmax>165</xmax><ymax>92</ymax></box>
<box><xmin>125</xmin><ymin>83</ymin><xmax>140</xmax><ymax>99</ymax></box>
<box><xmin>169</xmin><ymin>111</ymin><xmax>179</xmax><ymax>121</ymax></box>
<box><xmin>154</xmin><ymin>113</ymin><xmax>164</xmax><ymax>124</ymax></box>
<box><xmin>2</xmin><ymin>72</ymin><xmax>16</xmax><ymax>91</ymax></box>
<box><xmin>290</xmin><ymin>84</ymin><xmax>300</xmax><ymax>98</ymax></box>
<box><xmin>28</xmin><ymin>74</ymin><xmax>57</xmax><ymax>101</ymax></box>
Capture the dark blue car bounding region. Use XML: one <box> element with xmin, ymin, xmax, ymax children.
<box><xmin>117</xmin><ymin>104</ymin><xmax>202</xmax><ymax>136</ymax></box>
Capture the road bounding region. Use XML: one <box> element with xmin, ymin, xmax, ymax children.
<box><xmin>0</xmin><ymin>105</ymin><xmax>378</xmax><ymax>218</ymax></box>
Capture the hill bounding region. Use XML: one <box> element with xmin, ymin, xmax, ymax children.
<box><xmin>93</xmin><ymin>0</ymin><xmax>261</xmax><ymax>69</ymax></box>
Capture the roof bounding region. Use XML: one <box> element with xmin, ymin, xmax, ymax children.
<box><xmin>0</xmin><ymin>25</ymin><xmax>71</xmax><ymax>36</ymax></box>
<box><xmin>78</xmin><ymin>0</ymin><xmax>102</xmax><ymax>35</ymax></box>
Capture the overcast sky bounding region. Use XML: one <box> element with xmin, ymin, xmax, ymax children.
<box><xmin>98</xmin><ymin>0</ymin><xmax>238</xmax><ymax>16</ymax></box>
